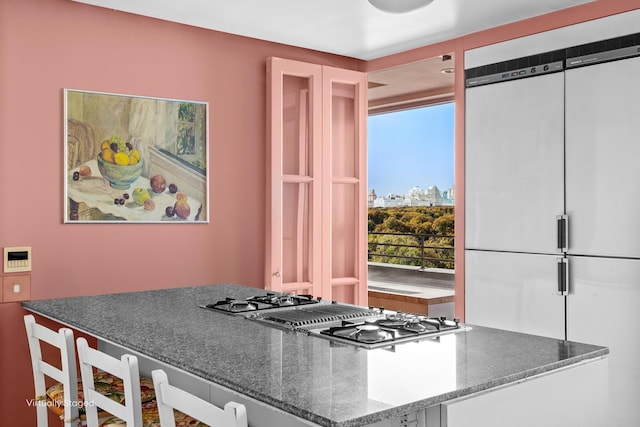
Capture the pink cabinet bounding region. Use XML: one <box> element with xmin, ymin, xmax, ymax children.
<box><xmin>266</xmin><ymin>57</ymin><xmax>367</xmax><ymax>305</ymax></box>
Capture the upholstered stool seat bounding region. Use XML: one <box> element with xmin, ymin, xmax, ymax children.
<box><xmin>99</xmin><ymin>399</ymin><xmax>213</xmax><ymax>427</ymax></box>
<box><xmin>45</xmin><ymin>371</ymin><xmax>156</xmax><ymax>422</ymax></box>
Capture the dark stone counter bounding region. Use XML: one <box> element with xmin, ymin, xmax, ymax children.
<box><xmin>23</xmin><ymin>284</ymin><xmax>608</xmax><ymax>427</ymax></box>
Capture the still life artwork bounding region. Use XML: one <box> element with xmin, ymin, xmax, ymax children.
<box><xmin>64</xmin><ymin>89</ymin><xmax>208</xmax><ymax>223</ymax></box>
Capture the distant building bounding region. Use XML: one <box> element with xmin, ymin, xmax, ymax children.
<box><xmin>425</xmin><ymin>185</ymin><xmax>443</xmax><ymax>206</ymax></box>
<box><xmin>373</xmin><ymin>193</ymin><xmax>406</xmax><ymax>208</ymax></box>
<box><xmin>442</xmin><ymin>186</ymin><xmax>455</xmax><ymax>205</ymax></box>
<box><xmin>368</xmin><ymin>189</ymin><xmax>377</xmax><ymax>207</ymax></box>
<box><xmin>369</xmin><ymin>185</ymin><xmax>453</xmax><ymax>208</ymax></box>
<box><xmin>407</xmin><ymin>185</ymin><xmax>443</xmax><ymax>206</ymax></box>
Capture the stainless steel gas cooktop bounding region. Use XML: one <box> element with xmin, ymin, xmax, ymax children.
<box><xmin>201</xmin><ymin>292</ymin><xmax>465</xmax><ymax>349</ymax></box>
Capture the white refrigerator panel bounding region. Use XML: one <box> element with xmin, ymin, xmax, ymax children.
<box><xmin>465</xmin><ymin>73</ymin><xmax>565</xmax><ymax>254</ymax></box>
<box><xmin>565</xmin><ymin>56</ymin><xmax>640</xmax><ymax>258</ymax></box>
<box><xmin>567</xmin><ymin>256</ymin><xmax>640</xmax><ymax>427</ymax></box>
<box><xmin>465</xmin><ymin>250</ymin><xmax>565</xmax><ymax>340</ymax></box>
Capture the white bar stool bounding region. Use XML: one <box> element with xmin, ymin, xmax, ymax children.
<box><xmin>24</xmin><ymin>314</ymin><xmax>80</xmax><ymax>427</ymax></box>
<box><xmin>76</xmin><ymin>337</ymin><xmax>145</xmax><ymax>427</ymax></box>
<box><xmin>151</xmin><ymin>369</ymin><xmax>248</xmax><ymax>427</ymax></box>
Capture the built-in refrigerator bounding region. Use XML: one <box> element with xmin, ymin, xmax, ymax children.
<box><xmin>464</xmin><ymin>35</ymin><xmax>640</xmax><ymax>426</ymax></box>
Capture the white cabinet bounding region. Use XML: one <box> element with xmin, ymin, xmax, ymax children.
<box><xmin>440</xmin><ymin>358</ymin><xmax>608</xmax><ymax>427</ymax></box>
<box><xmin>465</xmin><ymin>73</ymin><xmax>564</xmax><ymax>254</ymax></box>
<box><xmin>567</xmin><ymin>256</ymin><xmax>640</xmax><ymax>426</ymax></box>
<box><xmin>464</xmin><ymin>32</ymin><xmax>640</xmax><ymax>426</ymax></box>
<box><xmin>565</xmin><ymin>56</ymin><xmax>640</xmax><ymax>258</ymax></box>
<box><xmin>565</xmin><ymin>58</ymin><xmax>640</xmax><ymax>425</ymax></box>
<box><xmin>465</xmin><ymin>250</ymin><xmax>564</xmax><ymax>339</ymax></box>
<box><xmin>563</xmin><ymin>57</ymin><xmax>640</xmax><ymax>426</ymax></box>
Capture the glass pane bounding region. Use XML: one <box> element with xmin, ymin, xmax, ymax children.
<box><xmin>332</xmin><ymin>183</ymin><xmax>356</xmax><ymax>278</ymax></box>
<box><xmin>331</xmin><ymin>82</ymin><xmax>357</xmax><ymax>178</ymax></box>
<box><xmin>283</xmin><ymin>182</ymin><xmax>312</xmax><ymax>284</ymax></box>
<box><xmin>283</xmin><ymin>75</ymin><xmax>312</xmax><ymax>177</ymax></box>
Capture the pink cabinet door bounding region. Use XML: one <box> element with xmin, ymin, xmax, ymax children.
<box><xmin>266</xmin><ymin>58</ymin><xmax>367</xmax><ymax>305</ymax></box>
<box><xmin>322</xmin><ymin>66</ymin><xmax>368</xmax><ymax>305</ymax></box>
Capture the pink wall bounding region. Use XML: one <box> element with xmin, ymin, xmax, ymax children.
<box><xmin>0</xmin><ymin>0</ymin><xmax>361</xmax><ymax>422</ymax></box>
<box><xmin>1</xmin><ymin>0</ymin><xmax>638</xmax><ymax>423</ymax></box>
<box><xmin>366</xmin><ymin>0</ymin><xmax>640</xmax><ymax>321</ymax></box>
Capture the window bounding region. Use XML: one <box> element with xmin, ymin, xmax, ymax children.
<box><xmin>367</xmin><ymin>103</ymin><xmax>455</xmax><ymax>270</ymax></box>
<box><xmin>160</xmin><ymin>101</ymin><xmax>207</xmax><ymax>174</ymax></box>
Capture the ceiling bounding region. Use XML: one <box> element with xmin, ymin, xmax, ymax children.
<box><xmin>368</xmin><ymin>54</ymin><xmax>455</xmax><ymax>114</ymax></box>
<box><xmin>72</xmin><ymin>0</ymin><xmax>595</xmax><ymax>61</ymax></box>
<box><xmin>71</xmin><ymin>0</ymin><xmax>594</xmax><ymax>112</ymax></box>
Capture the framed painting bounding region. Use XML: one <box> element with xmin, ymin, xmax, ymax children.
<box><xmin>64</xmin><ymin>89</ymin><xmax>209</xmax><ymax>223</ymax></box>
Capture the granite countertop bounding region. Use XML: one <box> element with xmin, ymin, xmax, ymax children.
<box><xmin>23</xmin><ymin>284</ymin><xmax>608</xmax><ymax>427</ymax></box>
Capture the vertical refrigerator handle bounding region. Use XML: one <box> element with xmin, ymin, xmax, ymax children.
<box><xmin>556</xmin><ymin>215</ymin><xmax>568</xmax><ymax>252</ymax></box>
<box><xmin>557</xmin><ymin>257</ymin><xmax>569</xmax><ymax>296</ymax></box>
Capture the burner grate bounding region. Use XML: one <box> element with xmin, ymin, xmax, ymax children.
<box><xmin>262</xmin><ymin>304</ymin><xmax>379</xmax><ymax>327</ymax></box>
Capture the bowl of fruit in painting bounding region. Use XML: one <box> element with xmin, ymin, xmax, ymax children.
<box><xmin>97</xmin><ymin>136</ymin><xmax>143</xmax><ymax>190</ymax></box>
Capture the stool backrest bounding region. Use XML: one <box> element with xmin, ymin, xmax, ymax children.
<box><xmin>151</xmin><ymin>369</ymin><xmax>248</xmax><ymax>427</ymax></box>
<box><xmin>24</xmin><ymin>314</ymin><xmax>79</xmax><ymax>427</ymax></box>
<box><xmin>76</xmin><ymin>337</ymin><xmax>142</xmax><ymax>427</ymax></box>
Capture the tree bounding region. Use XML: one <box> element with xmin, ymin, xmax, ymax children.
<box><xmin>368</xmin><ymin>208</ymin><xmax>389</xmax><ymax>225</ymax></box>
<box><xmin>367</xmin><ymin>206</ymin><xmax>455</xmax><ymax>269</ymax></box>
<box><xmin>433</xmin><ymin>213</ymin><xmax>454</xmax><ymax>235</ymax></box>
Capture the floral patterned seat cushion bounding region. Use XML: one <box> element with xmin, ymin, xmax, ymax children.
<box><xmin>101</xmin><ymin>400</ymin><xmax>208</xmax><ymax>427</ymax></box>
<box><xmin>46</xmin><ymin>371</ymin><xmax>156</xmax><ymax>415</ymax></box>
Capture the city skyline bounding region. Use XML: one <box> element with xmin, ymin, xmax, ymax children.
<box><xmin>368</xmin><ymin>102</ymin><xmax>454</xmax><ymax>197</ymax></box>
<box><xmin>368</xmin><ymin>185</ymin><xmax>455</xmax><ymax>197</ymax></box>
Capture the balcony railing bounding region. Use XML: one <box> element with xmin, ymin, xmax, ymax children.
<box><xmin>367</xmin><ymin>231</ymin><xmax>454</xmax><ymax>270</ymax></box>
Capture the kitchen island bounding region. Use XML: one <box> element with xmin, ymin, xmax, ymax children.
<box><xmin>23</xmin><ymin>284</ymin><xmax>609</xmax><ymax>427</ymax></box>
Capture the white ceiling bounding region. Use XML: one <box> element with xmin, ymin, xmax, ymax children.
<box><xmin>72</xmin><ymin>0</ymin><xmax>595</xmax><ymax>60</ymax></box>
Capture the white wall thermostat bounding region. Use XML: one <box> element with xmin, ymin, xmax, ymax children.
<box><xmin>4</xmin><ymin>246</ymin><xmax>32</xmax><ymax>273</ymax></box>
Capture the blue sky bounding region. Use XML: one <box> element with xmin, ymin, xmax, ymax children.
<box><xmin>368</xmin><ymin>103</ymin><xmax>454</xmax><ymax>197</ymax></box>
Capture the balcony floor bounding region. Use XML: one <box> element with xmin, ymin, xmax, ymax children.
<box><xmin>368</xmin><ymin>280</ymin><xmax>454</xmax><ymax>300</ymax></box>
<box><xmin>367</xmin><ymin>263</ymin><xmax>455</xmax><ymax>318</ymax></box>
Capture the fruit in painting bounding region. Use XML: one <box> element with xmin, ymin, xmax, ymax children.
<box><xmin>173</xmin><ymin>193</ymin><xmax>190</xmax><ymax>219</ymax></box>
<box><xmin>114</xmin><ymin>152</ymin><xmax>130</xmax><ymax>166</ymax></box>
<box><xmin>98</xmin><ymin>135</ymin><xmax>140</xmax><ymax>166</ymax></box>
<box><xmin>101</xmin><ymin>148</ymin><xmax>115</xmax><ymax>163</ymax></box>
<box><xmin>143</xmin><ymin>199</ymin><xmax>155</xmax><ymax>211</ymax></box>
<box><xmin>174</xmin><ymin>202</ymin><xmax>190</xmax><ymax>219</ymax></box>
<box><xmin>129</xmin><ymin>149</ymin><xmax>140</xmax><ymax>161</ymax></box>
<box><xmin>150</xmin><ymin>175</ymin><xmax>166</xmax><ymax>193</ymax></box>
<box><xmin>132</xmin><ymin>188</ymin><xmax>151</xmax><ymax>205</ymax></box>
<box><xmin>79</xmin><ymin>165</ymin><xmax>92</xmax><ymax>177</ymax></box>
<box><xmin>168</xmin><ymin>183</ymin><xmax>178</xmax><ymax>194</ymax></box>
